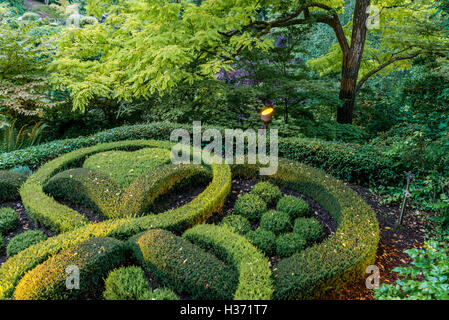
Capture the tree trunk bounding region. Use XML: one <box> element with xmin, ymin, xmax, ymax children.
<box><xmin>337</xmin><ymin>0</ymin><xmax>370</xmax><ymax>124</ymax></box>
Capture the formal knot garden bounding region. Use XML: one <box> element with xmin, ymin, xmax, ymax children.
<box><xmin>0</xmin><ymin>138</ymin><xmax>379</xmax><ymax>300</ymax></box>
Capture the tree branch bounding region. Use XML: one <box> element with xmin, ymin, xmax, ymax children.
<box><xmin>355</xmin><ymin>51</ymin><xmax>422</xmax><ymax>93</ymax></box>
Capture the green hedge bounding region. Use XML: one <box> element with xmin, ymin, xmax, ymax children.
<box><xmin>183</xmin><ymin>224</ymin><xmax>274</xmax><ymax>300</ymax></box>
<box><xmin>132</xmin><ymin>229</ymin><xmax>238</xmax><ymax>300</ymax></box>
<box><xmin>0</xmin><ymin>122</ymin><xmax>405</xmax><ymax>187</ymax></box>
<box><xmin>0</xmin><ymin>143</ymin><xmax>231</xmax><ymax>299</ymax></box>
<box><xmin>0</xmin><ymin>157</ymin><xmax>377</xmax><ymax>300</ymax></box>
<box><xmin>231</xmin><ymin>159</ymin><xmax>379</xmax><ymax>299</ymax></box>
<box><xmin>103</xmin><ymin>266</ymin><xmax>152</xmax><ymax>300</ymax></box>
<box><xmin>20</xmin><ymin>139</ymin><xmax>229</xmax><ymax>232</ymax></box>
<box><xmin>0</xmin><ymin>208</ymin><xmax>19</xmax><ymax>235</ymax></box>
<box><xmin>6</xmin><ymin>230</ymin><xmax>48</xmax><ymax>257</ymax></box>
<box><xmin>13</xmin><ymin>237</ymin><xmax>131</xmax><ymax>300</ymax></box>
<box><xmin>0</xmin><ymin>171</ymin><xmax>27</xmax><ymax>203</ymax></box>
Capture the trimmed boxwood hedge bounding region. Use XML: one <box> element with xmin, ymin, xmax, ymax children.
<box><xmin>0</xmin><ymin>171</ymin><xmax>27</xmax><ymax>203</ymax></box>
<box><xmin>183</xmin><ymin>224</ymin><xmax>273</xmax><ymax>300</ymax></box>
<box><xmin>220</xmin><ymin>215</ymin><xmax>251</xmax><ymax>235</ymax></box>
<box><xmin>276</xmin><ymin>195</ymin><xmax>310</xmax><ymax>219</ymax></box>
<box><xmin>260</xmin><ymin>210</ymin><xmax>291</xmax><ymax>235</ymax></box>
<box><xmin>132</xmin><ymin>229</ymin><xmax>238</xmax><ymax>300</ymax></box>
<box><xmin>251</xmin><ymin>182</ymin><xmax>282</xmax><ymax>207</ymax></box>
<box><xmin>276</xmin><ymin>233</ymin><xmax>307</xmax><ymax>258</ymax></box>
<box><xmin>0</xmin><ymin>208</ymin><xmax>19</xmax><ymax>235</ymax></box>
<box><xmin>234</xmin><ymin>193</ymin><xmax>267</xmax><ymax>221</ymax></box>
<box><xmin>0</xmin><ymin>122</ymin><xmax>406</xmax><ymax>187</ymax></box>
<box><xmin>0</xmin><ymin>155</ymin><xmax>377</xmax><ymax>300</ymax></box>
<box><xmin>245</xmin><ymin>229</ymin><xmax>277</xmax><ymax>257</ymax></box>
<box><xmin>13</xmin><ymin>237</ymin><xmax>131</xmax><ymax>300</ymax></box>
<box><xmin>293</xmin><ymin>217</ymin><xmax>324</xmax><ymax>245</ymax></box>
<box><xmin>231</xmin><ymin>159</ymin><xmax>379</xmax><ymax>299</ymax></box>
<box><xmin>6</xmin><ymin>230</ymin><xmax>48</xmax><ymax>257</ymax></box>
<box><xmin>20</xmin><ymin>139</ymin><xmax>230</xmax><ymax>232</ymax></box>
<box><xmin>103</xmin><ymin>266</ymin><xmax>152</xmax><ymax>300</ymax></box>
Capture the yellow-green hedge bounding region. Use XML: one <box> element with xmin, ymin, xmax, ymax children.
<box><xmin>231</xmin><ymin>159</ymin><xmax>379</xmax><ymax>299</ymax></box>
<box><xmin>183</xmin><ymin>224</ymin><xmax>274</xmax><ymax>300</ymax></box>
<box><xmin>20</xmin><ymin>140</ymin><xmax>225</xmax><ymax>232</ymax></box>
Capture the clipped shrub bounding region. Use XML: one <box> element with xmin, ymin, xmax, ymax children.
<box><xmin>0</xmin><ymin>208</ymin><xmax>19</xmax><ymax>235</ymax></box>
<box><xmin>183</xmin><ymin>224</ymin><xmax>273</xmax><ymax>300</ymax></box>
<box><xmin>14</xmin><ymin>237</ymin><xmax>131</xmax><ymax>300</ymax></box>
<box><xmin>234</xmin><ymin>193</ymin><xmax>267</xmax><ymax>221</ymax></box>
<box><xmin>251</xmin><ymin>181</ymin><xmax>282</xmax><ymax>206</ymax></box>
<box><xmin>83</xmin><ymin>148</ymin><xmax>171</xmax><ymax>188</ymax></box>
<box><xmin>293</xmin><ymin>217</ymin><xmax>324</xmax><ymax>245</ymax></box>
<box><xmin>260</xmin><ymin>210</ymin><xmax>291</xmax><ymax>235</ymax></box>
<box><xmin>276</xmin><ymin>195</ymin><xmax>310</xmax><ymax>219</ymax></box>
<box><xmin>80</xmin><ymin>15</ymin><xmax>98</xmax><ymax>27</ymax></box>
<box><xmin>276</xmin><ymin>233</ymin><xmax>307</xmax><ymax>258</ymax></box>
<box><xmin>21</xmin><ymin>12</ymin><xmax>40</xmax><ymax>21</ymax></box>
<box><xmin>103</xmin><ymin>266</ymin><xmax>150</xmax><ymax>300</ymax></box>
<box><xmin>144</xmin><ymin>288</ymin><xmax>179</xmax><ymax>300</ymax></box>
<box><xmin>6</xmin><ymin>230</ymin><xmax>47</xmax><ymax>257</ymax></box>
<box><xmin>132</xmin><ymin>229</ymin><xmax>238</xmax><ymax>300</ymax></box>
<box><xmin>232</xmin><ymin>159</ymin><xmax>379</xmax><ymax>299</ymax></box>
<box><xmin>220</xmin><ymin>215</ymin><xmax>251</xmax><ymax>235</ymax></box>
<box><xmin>0</xmin><ymin>171</ymin><xmax>27</xmax><ymax>203</ymax></box>
<box><xmin>245</xmin><ymin>229</ymin><xmax>277</xmax><ymax>257</ymax></box>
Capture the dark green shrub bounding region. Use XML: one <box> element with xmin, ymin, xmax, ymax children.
<box><xmin>276</xmin><ymin>233</ymin><xmax>307</xmax><ymax>258</ymax></box>
<box><xmin>234</xmin><ymin>193</ymin><xmax>267</xmax><ymax>221</ymax></box>
<box><xmin>220</xmin><ymin>214</ymin><xmax>251</xmax><ymax>235</ymax></box>
<box><xmin>6</xmin><ymin>230</ymin><xmax>47</xmax><ymax>257</ymax></box>
<box><xmin>0</xmin><ymin>171</ymin><xmax>27</xmax><ymax>203</ymax></box>
<box><xmin>14</xmin><ymin>237</ymin><xmax>131</xmax><ymax>300</ymax></box>
<box><xmin>276</xmin><ymin>195</ymin><xmax>310</xmax><ymax>219</ymax></box>
<box><xmin>103</xmin><ymin>266</ymin><xmax>151</xmax><ymax>300</ymax></box>
<box><xmin>260</xmin><ymin>210</ymin><xmax>291</xmax><ymax>235</ymax></box>
<box><xmin>0</xmin><ymin>208</ymin><xmax>19</xmax><ymax>235</ymax></box>
<box><xmin>251</xmin><ymin>181</ymin><xmax>282</xmax><ymax>206</ymax></box>
<box><xmin>133</xmin><ymin>229</ymin><xmax>238</xmax><ymax>300</ymax></box>
<box><xmin>293</xmin><ymin>217</ymin><xmax>324</xmax><ymax>245</ymax></box>
<box><xmin>245</xmin><ymin>229</ymin><xmax>277</xmax><ymax>257</ymax></box>
<box><xmin>0</xmin><ymin>234</ymin><xmax>3</xmax><ymax>249</ymax></box>
<box><xmin>183</xmin><ymin>224</ymin><xmax>273</xmax><ymax>299</ymax></box>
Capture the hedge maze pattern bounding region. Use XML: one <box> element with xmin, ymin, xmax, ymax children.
<box><xmin>0</xmin><ymin>139</ymin><xmax>379</xmax><ymax>300</ymax></box>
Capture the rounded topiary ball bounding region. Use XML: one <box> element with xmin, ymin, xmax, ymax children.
<box><xmin>246</xmin><ymin>229</ymin><xmax>277</xmax><ymax>257</ymax></box>
<box><xmin>0</xmin><ymin>171</ymin><xmax>27</xmax><ymax>203</ymax></box>
<box><xmin>220</xmin><ymin>214</ymin><xmax>251</xmax><ymax>235</ymax></box>
<box><xmin>276</xmin><ymin>195</ymin><xmax>310</xmax><ymax>219</ymax></box>
<box><xmin>234</xmin><ymin>193</ymin><xmax>267</xmax><ymax>221</ymax></box>
<box><xmin>6</xmin><ymin>230</ymin><xmax>48</xmax><ymax>257</ymax></box>
<box><xmin>293</xmin><ymin>217</ymin><xmax>324</xmax><ymax>245</ymax></box>
<box><xmin>104</xmin><ymin>266</ymin><xmax>151</xmax><ymax>300</ymax></box>
<box><xmin>251</xmin><ymin>181</ymin><xmax>283</xmax><ymax>207</ymax></box>
<box><xmin>276</xmin><ymin>233</ymin><xmax>306</xmax><ymax>258</ymax></box>
<box><xmin>260</xmin><ymin>210</ymin><xmax>291</xmax><ymax>235</ymax></box>
<box><xmin>142</xmin><ymin>288</ymin><xmax>179</xmax><ymax>300</ymax></box>
<box><xmin>0</xmin><ymin>208</ymin><xmax>19</xmax><ymax>235</ymax></box>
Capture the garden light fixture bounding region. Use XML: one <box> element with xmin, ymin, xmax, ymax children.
<box><xmin>261</xmin><ymin>107</ymin><xmax>274</xmax><ymax>129</ymax></box>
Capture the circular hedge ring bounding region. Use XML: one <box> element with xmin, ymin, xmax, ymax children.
<box><xmin>20</xmin><ymin>139</ymin><xmax>231</xmax><ymax>232</ymax></box>
<box><xmin>231</xmin><ymin>159</ymin><xmax>380</xmax><ymax>299</ymax></box>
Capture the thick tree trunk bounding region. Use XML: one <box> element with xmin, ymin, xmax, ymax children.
<box><xmin>337</xmin><ymin>0</ymin><xmax>370</xmax><ymax>124</ymax></box>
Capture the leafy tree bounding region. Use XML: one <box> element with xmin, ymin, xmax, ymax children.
<box><xmin>50</xmin><ymin>0</ymin><xmax>448</xmax><ymax>125</ymax></box>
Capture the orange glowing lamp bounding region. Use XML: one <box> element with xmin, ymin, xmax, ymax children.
<box><xmin>261</xmin><ymin>107</ymin><xmax>274</xmax><ymax>128</ymax></box>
